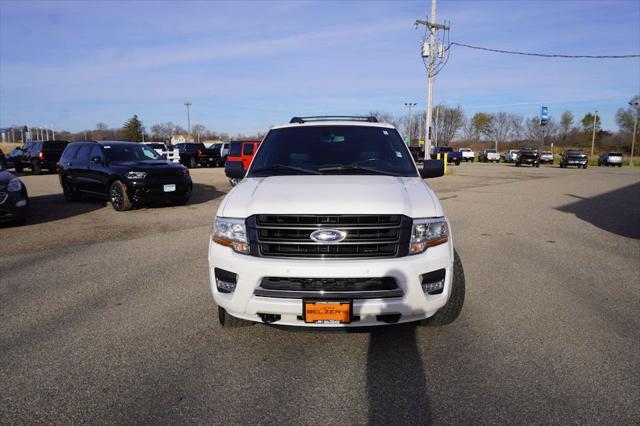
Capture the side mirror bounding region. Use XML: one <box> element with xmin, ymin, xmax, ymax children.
<box><xmin>419</xmin><ymin>159</ymin><xmax>444</xmax><ymax>179</ymax></box>
<box><xmin>90</xmin><ymin>156</ymin><xmax>103</xmax><ymax>164</ymax></box>
<box><xmin>225</xmin><ymin>165</ymin><xmax>246</xmax><ymax>179</ymax></box>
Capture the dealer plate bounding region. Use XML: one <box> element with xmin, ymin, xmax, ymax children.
<box><xmin>163</xmin><ymin>184</ymin><xmax>176</xmax><ymax>192</ymax></box>
<box><xmin>303</xmin><ymin>300</ymin><xmax>351</xmax><ymax>324</ymax></box>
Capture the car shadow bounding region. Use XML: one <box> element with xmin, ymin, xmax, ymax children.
<box><xmin>366</xmin><ymin>323</ymin><xmax>432</xmax><ymax>424</ymax></box>
<box><xmin>556</xmin><ymin>182</ymin><xmax>640</xmax><ymax>239</ymax></box>
<box><xmin>17</xmin><ymin>193</ymin><xmax>107</xmax><ymax>226</ymax></box>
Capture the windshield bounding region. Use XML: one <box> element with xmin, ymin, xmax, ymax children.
<box><xmin>248</xmin><ymin>125</ymin><xmax>417</xmax><ymax>177</ymax></box>
<box><xmin>211</xmin><ymin>144</ymin><xmax>222</xmax><ymax>150</ymax></box>
<box><xmin>487</xmin><ymin>149</ymin><xmax>496</xmax><ymax>153</ymax></box>
<box><xmin>103</xmin><ymin>144</ymin><xmax>162</xmax><ymax>161</ymax></box>
<box><xmin>609</xmin><ymin>152</ymin><xmax>622</xmax><ymax>156</ymax></box>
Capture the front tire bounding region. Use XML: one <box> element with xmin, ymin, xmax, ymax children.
<box><xmin>229</xmin><ymin>178</ymin><xmax>239</xmax><ymax>187</ymax></box>
<box><xmin>422</xmin><ymin>250</ymin><xmax>465</xmax><ymax>326</ymax></box>
<box><xmin>62</xmin><ymin>179</ymin><xmax>81</xmax><ymax>201</ymax></box>
<box><xmin>188</xmin><ymin>157</ymin><xmax>197</xmax><ymax>168</ymax></box>
<box><xmin>32</xmin><ymin>161</ymin><xmax>42</xmax><ymax>175</ymax></box>
<box><xmin>109</xmin><ymin>180</ymin><xmax>132</xmax><ymax>211</ymax></box>
<box><xmin>218</xmin><ymin>306</ymin><xmax>254</xmax><ymax>328</ymax></box>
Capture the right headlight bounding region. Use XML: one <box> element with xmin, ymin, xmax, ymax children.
<box><xmin>409</xmin><ymin>217</ymin><xmax>449</xmax><ymax>254</ymax></box>
<box><xmin>212</xmin><ymin>217</ymin><xmax>249</xmax><ymax>254</ymax></box>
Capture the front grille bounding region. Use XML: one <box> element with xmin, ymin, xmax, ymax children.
<box><xmin>256</xmin><ymin>277</ymin><xmax>403</xmax><ymax>299</ymax></box>
<box><xmin>247</xmin><ymin>215</ymin><xmax>411</xmax><ymax>259</ymax></box>
<box><xmin>148</xmin><ymin>169</ymin><xmax>183</xmax><ymax>178</ymax></box>
<box><xmin>0</xmin><ymin>192</ymin><xmax>7</xmax><ymax>205</ymax></box>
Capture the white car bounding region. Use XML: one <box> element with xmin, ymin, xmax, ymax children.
<box><xmin>143</xmin><ymin>142</ymin><xmax>180</xmax><ymax>163</ymax></box>
<box><xmin>540</xmin><ymin>151</ymin><xmax>554</xmax><ymax>164</ymax></box>
<box><xmin>459</xmin><ymin>148</ymin><xmax>475</xmax><ymax>162</ymax></box>
<box><xmin>208</xmin><ymin>116</ymin><xmax>465</xmax><ymax>328</ymax></box>
<box><xmin>504</xmin><ymin>150</ymin><xmax>520</xmax><ymax>163</ymax></box>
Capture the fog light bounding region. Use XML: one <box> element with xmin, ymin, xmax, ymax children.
<box><xmin>16</xmin><ymin>199</ymin><xmax>27</xmax><ymax>207</ymax></box>
<box><xmin>214</xmin><ymin>268</ymin><xmax>238</xmax><ymax>294</ymax></box>
<box><xmin>421</xmin><ymin>269</ymin><xmax>446</xmax><ymax>295</ymax></box>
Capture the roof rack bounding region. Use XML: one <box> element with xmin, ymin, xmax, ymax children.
<box><xmin>289</xmin><ymin>115</ymin><xmax>378</xmax><ymax>124</ymax></box>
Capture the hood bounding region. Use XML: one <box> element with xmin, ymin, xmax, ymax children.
<box><xmin>110</xmin><ymin>160</ymin><xmax>182</xmax><ymax>171</ymax></box>
<box><xmin>0</xmin><ymin>170</ymin><xmax>16</xmax><ymax>185</ymax></box>
<box><xmin>220</xmin><ymin>176</ymin><xmax>444</xmax><ymax>218</ymax></box>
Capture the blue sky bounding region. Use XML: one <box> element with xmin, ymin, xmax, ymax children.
<box><xmin>1</xmin><ymin>0</ymin><xmax>639</xmax><ymax>134</ymax></box>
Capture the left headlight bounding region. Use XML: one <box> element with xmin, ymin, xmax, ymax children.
<box><xmin>8</xmin><ymin>178</ymin><xmax>22</xmax><ymax>192</ymax></box>
<box><xmin>409</xmin><ymin>217</ymin><xmax>449</xmax><ymax>254</ymax></box>
<box><xmin>126</xmin><ymin>171</ymin><xmax>147</xmax><ymax>179</ymax></box>
<box><xmin>212</xmin><ymin>217</ymin><xmax>249</xmax><ymax>254</ymax></box>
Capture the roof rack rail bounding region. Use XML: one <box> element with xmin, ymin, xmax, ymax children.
<box><xmin>289</xmin><ymin>115</ymin><xmax>378</xmax><ymax>124</ymax></box>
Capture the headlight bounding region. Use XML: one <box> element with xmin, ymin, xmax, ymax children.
<box><xmin>212</xmin><ymin>217</ymin><xmax>249</xmax><ymax>254</ymax></box>
<box><xmin>409</xmin><ymin>217</ymin><xmax>448</xmax><ymax>254</ymax></box>
<box><xmin>7</xmin><ymin>178</ymin><xmax>22</xmax><ymax>192</ymax></box>
<box><xmin>126</xmin><ymin>171</ymin><xmax>147</xmax><ymax>179</ymax></box>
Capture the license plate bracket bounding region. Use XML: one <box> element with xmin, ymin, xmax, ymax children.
<box><xmin>303</xmin><ymin>300</ymin><xmax>352</xmax><ymax>324</ymax></box>
<box><xmin>163</xmin><ymin>184</ymin><xmax>176</xmax><ymax>192</ymax></box>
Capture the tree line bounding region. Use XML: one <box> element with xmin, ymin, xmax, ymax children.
<box><xmin>370</xmin><ymin>95</ymin><xmax>639</xmax><ymax>154</ymax></box>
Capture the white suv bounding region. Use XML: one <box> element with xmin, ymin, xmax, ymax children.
<box><xmin>208</xmin><ymin>116</ymin><xmax>465</xmax><ymax>328</ymax></box>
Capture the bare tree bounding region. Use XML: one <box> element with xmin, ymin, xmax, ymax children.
<box><xmin>433</xmin><ymin>104</ymin><xmax>465</xmax><ymax>146</ymax></box>
<box><xmin>150</xmin><ymin>122</ymin><xmax>176</xmax><ymax>141</ymax></box>
<box><xmin>525</xmin><ymin>116</ymin><xmax>559</xmax><ymax>146</ymax></box>
<box><xmin>368</xmin><ymin>110</ymin><xmax>400</xmax><ymax>129</ymax></box>
<box><xmin>191</xmin><ymin>124</ymin><xmax>207</xmax><ymax>142</ymax></box>
<box><xmin>487</xmin><ymin>112</ymin><xmax>512</xmax><ymax>151</ymax></box>
<box><xmin>462</xmin><ymin>115</ymin><xmax>477</xmax><ymax>141</ymax></box>
<box><xmin>509</xmin><ymin>114</ymin><xmax>524</xmax><ymax>141</ymax></box>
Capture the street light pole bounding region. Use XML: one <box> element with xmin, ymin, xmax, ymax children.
<box><xmin>630</xmin><ymin>101</ymin><xmax>639</xmax><ymax>167</ymax></box>
<box><xmin>590</xmin><ymin>110</ymin><xmax>598</xmax><ymax>157</ymax></box>
<box><xmin>184</xmin><ymin>102</ymin><xmax>192</xmax><ymax>142</ymax></box>
<box><xmin>404</xmin><ymin>102</ymin><xmax>417</xmax><ymax>145</ymax></box>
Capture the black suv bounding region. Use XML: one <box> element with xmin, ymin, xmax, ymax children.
<box><xmin>15</xmin><ymin>140</ymin><xmax>70</xmax><ymax>174</ymax></box>
<box><xmin>174</xmin><ymin>143</ymin><xmax>220</xmax><ymax>168</ymax></box>
<box><xmin>515</xmin><ymin>148</ymin><xmax>540</xmax><ymax>167</ymax></box>
<box><xmin>560</xmin><ymin>149</ymin><xmax>588</xmax><ymax>169</ymax></box>
<box><xmin>58</xmin><ymin>141</ymin><xmax>192</xmax><ymax>211</ymax></box>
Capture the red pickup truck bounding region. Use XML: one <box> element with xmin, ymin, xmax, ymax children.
<box><xmin>224</xmin><ymin>140</ymin><xmax>261</xmax><ymax>185</ymax></box>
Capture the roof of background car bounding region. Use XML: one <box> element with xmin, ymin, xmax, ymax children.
<box><xmin>271</xmin><ymin>121</ymin><xmax>396</xmax><ymax>130</ymax></box>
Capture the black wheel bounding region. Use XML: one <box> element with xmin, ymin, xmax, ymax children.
<box><xmin>455</xmin><ymin>161</ymin><xmax>460</xmax><ymax>166</ymax></box>
<box><xmin>515</xmin><ymin>162</ymin><xmax>520</xmax><ymax>167</ymax></box>
<box><xmin>229</xmin><ymin>178</ymin><xmax>239</xmax><ymax>187</ymax></box>
<box><xmin>62</xmin><ymin>179</ymin><xmax>81</xmax><ymax>201</ymax></box>
<box><xmin>422</xmin><ymin>250</ymin><xmax>465</xmax><ymax>326</ymax></box>
<box><xmin>560</xmin><ymin>163</ymin><xmax>564</xmax><ymax>168</ymax></box>
<box><xmin>535</xmin><ymin>163</ymin><xmax>540</xmax><ymax>168</ymax></box>
<box><xmin>618</xmin><ymin>164</ymin><xmax>622</xmax><ymax>167</ymax></box>
<box><xmin>583</xmin><ymin>164</ymin><xmax>588</xmax><ymax>169</ymax></box>
<box><xmin>109</xmin><ymin>180</ymin><xmax>132</xmax><ymax>211</ymax></box>
<box><xmin>470</xmin><ymin>158</ymin><xmax>474</xmax><ymax>162</ymax></box>
<box><xmin>188</xmin><ymin>157</ymin><xmax>197</xmax><ymax>168</ymax></box>
<box><xmin>218</xmin><ymin>306</ymin><xmax>254</xmax><ymax>328</ymax></box>
<box><xmin>32</xmin><ymin>161</ymin><xmax>42</xmax><ymax>175</ymax></box>
<box><xmin>15</xmin><ymin>164</ymin><xmax>23</xmax><ymax>173</ymax></box>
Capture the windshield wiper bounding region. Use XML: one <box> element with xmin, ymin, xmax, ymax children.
<box><xmin>251</xmin><ymin>164</ymin><xmax>321</xmax><ymax>175</ymax></box>
<box><xmin>317</xmin><ymin>164</ymin><xmax>400</xmax><ymax>176</ymax></box>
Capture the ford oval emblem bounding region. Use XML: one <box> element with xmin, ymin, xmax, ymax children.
<box><xmin>310</xmin><ymin>229</ymin><xmax>346</xmax><ymax>244</ymax></box>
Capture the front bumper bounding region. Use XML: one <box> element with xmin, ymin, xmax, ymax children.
<box><xmin>208</xmin><ymin>239</ymin><xmax>454</xmax><ymax>327</ymax></box>
<box><xmin>0</xmin><ymin>191</ymin><xmax>28</xmax><ymax>223</ymax></box>
<box><xmin>126</xmin><ymin>178</ymin><xmax>192</xmax><ymax>204</ymax></box>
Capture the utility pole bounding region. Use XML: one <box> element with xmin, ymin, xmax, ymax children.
<box><xmin>630</xmin><ymin>101</ymin><xmax>639</xmax><ymax>167</ymax></box>
<box><xmin>404</xmin><ymin>102</ymin><xmax>417</xmax><ymax>145</ymax></box>
<box><xmin>434</xmin><ymin>105</ymin><xmax>440</xmax><ymax>147</ymax></box>
<box><xmin>45</xmin><ymin>126</ymin><xmax>49</xmax><ymax>140</ymax></box>
<box><xmin>184</xmin><ymin>102</ymin><xmax>192</xmax><ymax>142</ymax></box>
<box><xmin>51</xmin><ymin>124</ymin><xmax>55</xmax><ymax>141</ymax></box>
<box><xmin>415</xmin><ymin>0</ymin><xmax>450</xmax><ymax>157</ymax></box>
<box><xmin>590</xmin><ymin>110</ymin><xmax>598</xmax><ymax>157</ymax></box>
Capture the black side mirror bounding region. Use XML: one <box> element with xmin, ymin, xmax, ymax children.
<box><xmin>225</xmin><ymin>167</ymin><xmax>246</xmax><ymax>179</ymax></box>
<box><xmin>91</xmin><ymin>156</ymin><xmax>103</xmax><ymax>164</ymax></box>
<box><xmin>419</xmin><ymin>159</ymin><xmax>444</xmax><ymax>179</ymax></box>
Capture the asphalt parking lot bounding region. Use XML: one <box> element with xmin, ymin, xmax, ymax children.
<box><xmin>1</xmin><ymin>163</ymin><xmax>639</xmax><ymax>424</ymax></box>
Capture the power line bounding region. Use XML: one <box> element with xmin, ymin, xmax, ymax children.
<box><xmin>450</xmin><ymin>42</ymin><xmax>640</xmax><ymax>59</ymax></box>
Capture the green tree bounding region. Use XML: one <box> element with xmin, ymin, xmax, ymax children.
<box><xmin>560</xmin><ymin>111</ymin><xmax>574</xmax><ymax>142</ymax></box>
<box><xmin>122</xmin><ymin>115</ymin><xmax>144</xmax><ymax>142</ymax></box>
<box><xmin>581</xmin><ymin>112</ymin><xmax>601</xmax><ymax>132</ymax></box>
<box><xmin>471</xmin><ymin>112</ymin><xmax>492</xmax><ymax>140</ymax></box>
